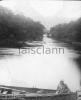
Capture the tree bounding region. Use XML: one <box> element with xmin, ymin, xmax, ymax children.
<box><xmin>0</xmin><ymin>6</ymin><xmax>45</xmax><ymax>48</ymax></box>
<box><xmin>49</xmin><ymin>18</ymin><xmax>81</xmax><ymax>43</ymax></box>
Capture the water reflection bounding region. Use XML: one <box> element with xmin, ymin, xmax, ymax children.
<box><xmin>0</xmin><ymin>36</ymin><xmax>80</xmax><ymax>92</ymax></box>
<box><xmin>0</xmin><ymin>48</ymin><xmax>18</xmax><ymax>59</ymax></box>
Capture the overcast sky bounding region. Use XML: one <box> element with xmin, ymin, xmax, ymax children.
<box><xmin>0</xmin><ymin>0</ymin><xmax>81</xmax><ymax>28</ymax></box>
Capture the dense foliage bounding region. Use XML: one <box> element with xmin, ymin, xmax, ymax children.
<box><xmin>49</xmin><ymin>18</ymin><xmax>81</xmax><ymax>43</ymax></box>
<box><xmin>0</xmin><ymin>6</ymin><xmax>45</xmax><ymax>48</ymax></box>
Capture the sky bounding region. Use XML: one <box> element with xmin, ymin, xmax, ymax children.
<box><xmin>0</xmin><ymin>0</ymin><xmax>80</xmax><ymax>91</ymax></box>
<box><xmin>0</xmin><ymin>0</ymin><xmax>81</xmax><ymax>28</ymax></box>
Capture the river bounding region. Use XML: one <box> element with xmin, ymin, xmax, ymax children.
<box><xmin>0</xmin><ymin>35</ymin><xmax>80</xmax><ymax>92</ymax></box>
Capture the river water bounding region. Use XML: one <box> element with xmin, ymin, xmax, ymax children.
<box><xmin>0</xmin><ymin>36</ymin><xmax>80</xmax><ymax>92</ymax></box>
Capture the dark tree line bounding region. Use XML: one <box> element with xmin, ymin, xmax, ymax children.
<box><xmin>0</xmin><ymin>6</ymin><xmax>45</xmax><ymax>48</ymax></box>
<box><xmin>49</xmin><ymin>18</ymin><xmax>81</xmax><ymax>43</ymax></box>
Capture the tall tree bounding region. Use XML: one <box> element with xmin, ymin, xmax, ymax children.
<box><xmin>0</xmin><ymin>6</ymin><xmax>45</xmax><ymax>48</ymax></box>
